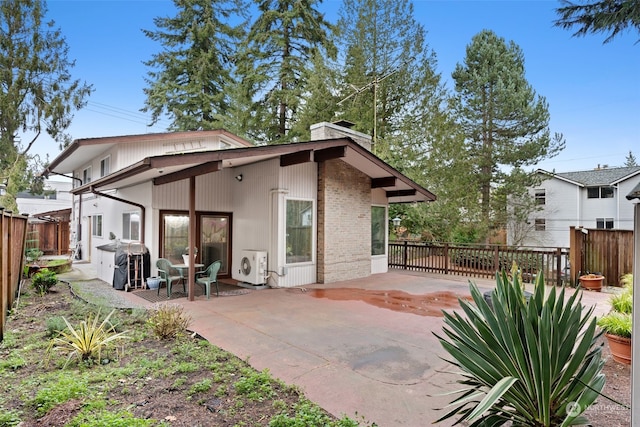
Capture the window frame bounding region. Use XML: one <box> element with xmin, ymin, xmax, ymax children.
<box><xmin>122</xmin><ymin>211</ymin><xmax>141</xmax><ymax>241</ymax></box>
<box><xmin>534</xmin><ymin>218</ymin><xmax>546</xmax><ymax>231</ymax></box>
<box><xmin>371</xmin><ymin>205</ymin><xmax>387</xmax><ymax>256</ymax></box>
<box><xmin>534</xmin><ymin>189</ymin><xmax>546</xmax><ymax>205</ymax></box>
<box><xmin>596</xmin><ymin>217</ymin><xmax>614</xmax><ymax>229</ymax></box>
<box><xmin>100</xmin><ymin>155</ymin><xmax>111</xmax><ymax>177</ymax></box>
<box><xmin>92</xmin><ymin>214</ymin><xmax>103</xmax><ymax>237</ymax></box>
<box><xmin>82</xmin><ymin>166</ymin><xmax>92</xmax><ymax>185</ymax></box>
<box><xmin>285</xmin><ymin>198</ymin><xmax>314</xmax><ymax>265</ymax></box>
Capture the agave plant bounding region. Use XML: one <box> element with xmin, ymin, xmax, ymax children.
<box><xmin>47</xmin><ymin>309</ymin><xmax>129</xmax><ymax>367</ymax></box>
<box><xmin>435</xmin><ymin>270</ymin><xmax>605</xmax><ymax>426</ymax></box>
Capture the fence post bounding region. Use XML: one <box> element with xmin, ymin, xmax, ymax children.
<box><xmin>494</xmin><ymin>246</ymin><xmax>500</xmax><ymax>273</ymax></box>
<box><xmin>556</xmin><ymin>247</ymin><xmax>562</xmax><ymax>286</ymax></box>
<box><xmin>403</xmin><ymin>240</ymin><xmax>408</xmax><ymax>269</ymax></box>
<box><xmin>444</xmin><ymin>243</ymin><xmax>449</xmax><ymax>275</ymax></box>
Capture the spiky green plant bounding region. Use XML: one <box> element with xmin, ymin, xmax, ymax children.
<box><xmin>47</xmin><ymin>309</ymin><xmax>129</xmax><ymax>367</ymax></box>
<box><xmin>435</xmin><ymin>270</ymin><xmax>604</xmax><ymax>426</ymax></box>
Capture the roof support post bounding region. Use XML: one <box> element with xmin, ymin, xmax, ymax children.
<box><xmin>188</xmin><ymin>176</ymin><xmax>196</xmax><ymax>301</ymax></box>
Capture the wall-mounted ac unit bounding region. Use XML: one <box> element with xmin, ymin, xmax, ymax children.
<box><xmin>234</xmin><ymin>250</ymin><xmax>268</xmax><ymax>285</ymax></box>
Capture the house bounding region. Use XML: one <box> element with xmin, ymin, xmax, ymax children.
<box><xmin>14</xmin><ymin>180</ymin><xmax>72</xmax><ymax>216</ymax></box>
<box><xmin>509</xmin><ymin>166</ymin><xmax>640</xmax><ymax>248</ymax></box>
<box><xmin>43</xmin><ymin>122</ymin><xmax>435</xmax><ymax>294</ymax></box>
<box><xmin>626</xmin><ymin>182</ymin><xmax>639</xmax><ymax>426</ymax></box>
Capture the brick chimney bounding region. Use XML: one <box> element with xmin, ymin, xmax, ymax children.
<box><xmin>310</xmin><ymin>121</ymin><xmax>372</xmax><ymax>151</ymax></box>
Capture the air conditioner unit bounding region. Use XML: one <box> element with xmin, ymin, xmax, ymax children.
<box><xmin>234</xmin><ymin>250</ymin><xmax>268</xmax><ymax>285</ymax></box>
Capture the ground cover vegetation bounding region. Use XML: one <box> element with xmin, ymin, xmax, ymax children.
<box><xmin>2</xmin><ymin>0</ymin><xmax>638</xmax><ymax>240</ymax></box>
<box><xmin>0</xmin><ymin>280</ymin><xmax>372</xmax><ymax>426</ymax></box>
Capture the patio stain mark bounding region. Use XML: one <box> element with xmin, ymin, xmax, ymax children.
<box><xmin>308</xmin><ymin>288</ymin><xmax>471</xmax><ymax>317</ymax></box>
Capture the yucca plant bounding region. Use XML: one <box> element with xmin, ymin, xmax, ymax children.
<box><xmin>435</xmin><ymin>270</ymin><xmax>605</xmax><ymax>426</ymax></box>
<box><xmin>47</xmin><ymin>309</ymin><xmax>129</xmax><ymax>367</ymax></box>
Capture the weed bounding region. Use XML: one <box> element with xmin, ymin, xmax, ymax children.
<box><xmin>46</xmin><ymin>309</ymin><xmax>130</xmax><ymax>367</ymax></box>
<box><xmin>234</xmin><ymin>369</ymin><xmax>275</xmax><ymax>401</ymax></box>
<box><xmin>0</xmin><ymin>407</ymin><xmax>21</xmax><ymax>426</ymax></box>
<box><xmin>147</xmin><ymin>303</ymin><xmax>192</xmax><ymax>340</ymax></box>
<box><xmin>214</xmin><ymin>384</ymin><xmax>227</xmax><ymax>397</ymax></box>
<box><xmin>31</xmin><ymin>268</ymin><xmax>58</xmax><ymax>296</ymax></box>
<box><xmin>172</xmin><ymin>376</ymin><xmax>187</xmax><ymax>390</ymax></box>
<box><xmin>45</xmin><ymin>316</ymin><xmax>67</xmax><ymax>337</ymax></box>
<box><xmin>68</xmin><ymin>409</ymin><xmax>156</xmax><ymax>426</ymax></box>
<box><xmin>30</xmin><ymin>376</ymin><xmax>89</xmax><ymax>415</ymax></box>
<box><xmin>0</xmin><ymin>352</ymin><xmax>26</xmax><ymax>370</ymax></box>
<box><xmin>188</xmin><ymin>378</ymin><xmax>212</xmax><ymax>395</ymax></box>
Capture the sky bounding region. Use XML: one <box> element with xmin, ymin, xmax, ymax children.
<box><xmin>36</xmin><ymin>0</ymin><xmax>639</xmax><ymax>174</ymax></box>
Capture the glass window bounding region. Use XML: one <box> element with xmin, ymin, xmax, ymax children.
<box><xmin>83</xmin><ymin>167</ymin><xmax>92</xmax><ymax>185</ymax></box>
<box><xmin>534</xmin><ymin>218</ymin><xmax>545</xmax><ymax>231</ymax></box>
<box><xmin>122</xmin><ymin>211</ymin><xmax>141</xmax><ymax>241</ymax></box>
<box><xmin>597</xmin><ymin>218</ymin><xmax>614</xmax><ymax>229</ymax></box>
<box><xmin>92</xmin><ymin>215</ymin><xmax>103</xmax><ymax>237</ymax></box>
<box><xmin>100</xmin><ymin>156</ymin><xmax>110</xmax><ymax>177</ymax></box>
<box><xmin>587</xmin><ymin>187</ymin><xmax>599</xmax><ymax>198</ymax></box>
<box><xmin>601</xmin><ymin>187</ymin><xmax>614</xmax><ymax>198</ymax></box>
<box><xmin>286</xmin><ymin>199</ymin><xmax>313</xmax><ymax>264</ymax></box>
<box><xmin>371</xmin><ymin>206</ymin><xmax>386</xmax><ymax>255</ymax></box>
<box><xmin>162</xmin><ymin>214</ymin><xmax>189</xmax><ymax>265</ymax></box>
<box><xmin>534</xmin><ymin>189</ymin><xmax>545</xmax><ymax>205</ymax></box>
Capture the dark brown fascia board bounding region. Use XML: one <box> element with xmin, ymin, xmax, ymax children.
<box><xmin>371</xmin><ymin>177</ymin><xmax>396</xmax><ymax>188</ymax></box>
<box><xmin>153</xmin><ymin>161</ymin><xmax>221</xmax><ymax>185</ymax></box>
<box><xmin>313</xmin><ymin>146</ymin><xmax>347</xmax><ymax>162</ymax></box>
<box><xmin>386</xmin><ymin>189</ymin><xmax>417</xmax><ymax>198</ymax></box>
<box><xmin>280</xmin><ymin>150</ymin><xmax>313</xmax><ymax>167</ymax></box>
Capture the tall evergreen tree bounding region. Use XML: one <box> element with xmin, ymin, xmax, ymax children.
<box><xmin>142</xmin><ymin>0</ymin><xmax>244</xmax><ymax>131</ymax></box>
<box><xmin>236</xmin><ymin>0</ymin><xmax>336</xmax><ymax>144</ymax></box>
<box><xmin>0</xmin><ymin>0</ymin><xmax>92</xmax><ymax>210</ymax></box>
<box><xmin>625</xmin><ymin>150</ymin><xmax>638</xmax><ymax>167</ymax></box>
<box><xmin>555</xmin><ymin>0</ymin><xmax>640</xmax><ymax>43</ymax></box>
<box><xmin>451</xmin><ymin>30</ymin><xmax>564</xmax><ymax>236</ymax></box>
<box><xmin>336</xmin><ymin>0</ymin><xmax>443</xmax><ymax>162</ymax></box>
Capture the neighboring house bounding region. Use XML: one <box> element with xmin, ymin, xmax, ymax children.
<box><xmin>15</xmin><ymin>180</ymin><xmax>72</xmax><ymax>216</ymax></box>
<box><xmin>43</xmin><ymin>122</ymin><xmax>435</xmax><ymax>289</ymax></box>
<box><xmin>509</xmin><ymin>166</ymin><xmax>640</xmax><ymax>248</ymax></box>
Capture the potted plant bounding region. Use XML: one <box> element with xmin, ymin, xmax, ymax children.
<box><xmin>597</xmin><ymin>273</ymin><xmax>633</xmax><ymax>364</ymax></box>
<box><xmin>182</xmin><ymin>247</ymin><xmax>198</xmax><ymax>266</ymax></box>
<box><xmin>579</xmin><ymin>273</ymin><xmax>605</xmax><ymax>292</ymax></box>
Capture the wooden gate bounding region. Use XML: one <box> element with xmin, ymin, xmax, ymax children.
<box><xmin>1</xmin><ymin>210</ymin><xmax>29</xmax><ymax>341</ymax></box>
<box><xmin>569</xmin><ymin>226</ymin><xmax>634</xmax><ymax>287</ymax></box>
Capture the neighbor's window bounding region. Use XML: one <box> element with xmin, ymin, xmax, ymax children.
<box><xmin>596</xmin><ymin>217</ymin><xmax>614</xmax><ymax>229</ymax></box>
<box><xmin>100</xmin><ymin>156</ymin><xmax>110</xmax><ymax>177</ymax></box>
<box><xmin>534</xmin><ymin>218</ymin><xmax>546</xmax><ymax>231</ymax></box>
<box><xmin>371</xmin><ymin>206</ymin><xmax>386</xmax><ymax>256</ymax></box>
<box><xmin>82</xmin><ymin>166</ymin><xmax>92</xmax><ymax>185</ymax></box>
<box><xmin>588</xmin><ymin>186</ymin><xmax>614</xmax><ymax>199</ymax></box>
<box><xmin>123</xmin><ymin>211</ymin><xmax>141</xmax><ymax>241</ymax></box>
<box><xmin>92</xmin><ymin>215</ymin><xmax>103</xmax><ymax>237</ymax></box>
<box><xmin>534</xmin><ymin>189</ymin><xmax>545</xmax><ymax>205</ymax></box>
<box><xmin>286</xmin><ymin>199</ymin><xmax>313</xmax><ymax>264</ymax></box>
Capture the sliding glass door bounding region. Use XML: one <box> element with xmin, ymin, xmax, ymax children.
<box><xmin>160</xmin><ymin>211</ymin><xmax>231</xmax><ymax>277</ymax></box>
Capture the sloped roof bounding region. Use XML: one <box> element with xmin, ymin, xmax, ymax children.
<box><xmin>627</xmin><ymin>181</ymin><xmax>640</xmax><ymax>201</ymax></box>
<box><xmin>539</xmin><ymin>166</ymin><xmax>640</xmax><ymax>187</ymax></box>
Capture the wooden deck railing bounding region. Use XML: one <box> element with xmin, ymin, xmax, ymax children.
<box><xmin>388</xmin><ymin>241</ymin><xmax>570</xmax><ymax>286</ymax></box>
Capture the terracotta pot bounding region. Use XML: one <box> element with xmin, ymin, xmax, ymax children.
<box><xmin>579</xmin><ymin>275</ymin><xmax>604</xmax><ymax>292</ymax></box>
<box><xmin>605</xmin><ymin>333</ymin><xmax>631</xmax><ymax>365</ymax></box>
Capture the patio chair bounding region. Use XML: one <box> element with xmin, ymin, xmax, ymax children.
<box><xmin>156</xmin><ymin>258</ymin><xmax>184</xmax><ymax>298</ymax></box>
<box><xmin>196</xmin><ymin>260</ymin><xmax>221</xmax><ymax>299</ymax></box>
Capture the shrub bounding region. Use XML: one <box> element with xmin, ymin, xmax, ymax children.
<box><xmin>31</xmin><ymin>268</ymin><xmax>58</xmax><ymax>296</ymax></box>
<box><xmin>47</xmin><ymin>309</ymin><xmax>129</xmax><ymax>367</ymax></box>
<box><xmin>435</xmin><ymin>270</ymin><xmax>604</xmax><ymax>426</ymax></box>
<box><xmin>147</xmin><ymin>303</ymin><xmax>192</xmax><ymax>340</ymax></box>
<box><xmin>597</xmin><ymin>311</ymin><xmax>632</xmax><ymax>339</ymax></box>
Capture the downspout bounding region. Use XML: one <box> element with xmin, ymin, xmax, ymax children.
<box><xmin>90</xmin><ymin>187</ymin><xmax>146</xmax><ymax>245</ymax></box>
<box><xmin>46</xmin><ymin>171</ymin><xmax>83</xmax><ymax>255</ymax></box>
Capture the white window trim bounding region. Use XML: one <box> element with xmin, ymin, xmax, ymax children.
<box><xmin>100</xmin><ymin>155</ymin><xmax>111</xmax><ymax>177</ymax></box>
<box><xmin>371</xmin><ymin>204</ymin><xmax>387</xmax><ymax>257</ymax></box>
<box><xmin>92</xmin><ymin>214</ymin><xmax>103</xmax><ymax>237</ymax></box>
<box><xmin>122</xmin><ymin>211</ymin><xmax>141</xmax><ymax>241</ymax></box>
<box><xmin>284</xmin><ymin>197</ymin><xmax>315</xmax><ymax>266</ymax></box>
<box><xmin>82</xmin><ymin>166</ymin><xmax>92</xmax><ymax>185</ymax></box>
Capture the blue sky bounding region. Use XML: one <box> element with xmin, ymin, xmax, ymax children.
<box><xmin>38</xmin><ymin>0</ymin><xmax>639</xmax><ymax>173</ymax></box>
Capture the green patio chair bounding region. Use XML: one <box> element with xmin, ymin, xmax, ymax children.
<box><xmin>196</xmin><ymin>260</ymin><xmax>221</xmax><ymax>299</ymax></box>
<box><xmin>156</xmin><ymin>258</ymin><xmax>184</xmax><ymax>298</ymax></box>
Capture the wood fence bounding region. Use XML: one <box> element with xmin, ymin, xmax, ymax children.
<box><xmin>1</xmin><ymin>209</ymin><xmax>28</xmax><ymax>341</ymax></box>
<box><xmin>27</xmin><ymin>220</ymin><xmax>71</xmax><ymax>256</ymax></box>
<box><xmin>388</xmin><ymin>241</ymin><xmax>569</xmax><ymax>286</ymax></box>
<box><xmin>569</xmin><ymin>226</ymin><xmax>634</xmax><ymax>287</ymax></box>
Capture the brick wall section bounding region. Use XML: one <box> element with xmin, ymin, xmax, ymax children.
<box><xmin>317</xmin><ymin>159</ymin><xmax>371</xmax><ymax>283</ymax></box>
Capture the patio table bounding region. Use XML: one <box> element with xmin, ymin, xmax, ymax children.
<box><xmin>171</xmin><ymin>263</ymin><xmax>205</xmax><ymax>294</ymax></box>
